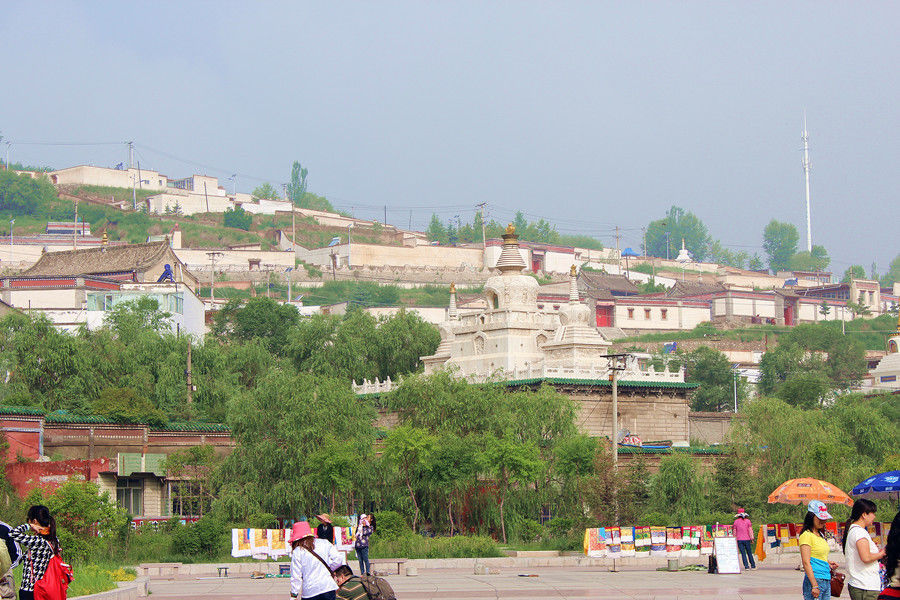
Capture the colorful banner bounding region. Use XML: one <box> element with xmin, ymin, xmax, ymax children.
<box><xmin>700</xmin><ymin>526</ymin><xmax>713</xmax><ymax>555</ymax></box>
<box><xmin>607</xmin><ymin>527</ymin><xmax>622</xmax><ymax>559</ymax></box>
<box><xmin>268</xmin><ymin>528</ymin><xmax>290</xmax><ymax>557</ymax></box>
<box><xmin>650</xmin><ymin>526</ymin><xmax>666</xmax><ymax>557</ymax></box>
<box><xmin>682</xmin><ymin>526</ymin><xmax>700</xmax><ymax>558</ymax></box>
<box><xmin>635</xmin><ymin>526</ymin><xmax>651</xmax><ymax>556</ymax></box>
<box><xmin>584</xmin><ymin>527</ymin><xmax>607</xmax><ymax>558</ymax></box>
<box><xmin>334</xmin><ymin>526</ymin><xmax>356</xmax><ymax>552</ymax></box>
<box><xmin>620</xmin><ymin>526</ymin><xmax>635</xmax><ymax>558</ymax></box>
<box><xmin>665</xmin><ymin>527</ymin><xmax>683</xmax><ymax>558</ymax></box>
<box><xmin>232</xmin><ymin>528</ymin><xmax>253</xmax><ymax>557</ymax></box>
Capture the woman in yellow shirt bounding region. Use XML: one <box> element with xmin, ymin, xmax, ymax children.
<box><xmin>799</xmin><ymin>501</ymin><xmax>840</xmax><ymax>600</ymax></box>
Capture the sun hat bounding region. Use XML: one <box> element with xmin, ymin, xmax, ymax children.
<box><xmin>316</xmin><ymin>514</ymin><xmax>332</xmax><ymax>524</ymax></box>
<box><xmin>807</xmin><ymin>500</ymin><xmax>833</xmax><ymax>520</ymax></box>
<box><xmin>735</xmin><ymin>507</ymin><xmax>749</xmax><ymax>518</ymax></box>
<box><xmin>288</xmin><ymin>521</ymin><xmax>315</xmax><ymax>543</ymax></box>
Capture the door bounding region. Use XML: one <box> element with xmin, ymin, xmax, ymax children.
<box><xmin>596</xmin><ymin>305</ymin><xmax>613</xmax><ymax>327</ymax></box>
<box><xmin>783</xmin><ymin>305</ymin><xmax>794</xmax><ymax>326</ymax></box>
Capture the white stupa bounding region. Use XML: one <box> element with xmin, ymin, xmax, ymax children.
<box><xmin>676</xmin><ymin>237</ymin><xmax>692</xmax><ymax>263</ymax></box>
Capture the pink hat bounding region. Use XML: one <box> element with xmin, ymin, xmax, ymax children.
<box><xmin>288</xmin><ymin>521</ymin><xmax>315</xmax><ymax>543</ymax></box>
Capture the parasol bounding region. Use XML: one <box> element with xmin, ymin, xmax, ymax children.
<box><xmin>851</xmin><ymin>470</ymin><xmax>900</xmax><ymax>501</ymax></box>
<box><xmin>767</xmin><ymin>477</ymin><xmax>853</xmax><ymax>507</ymax></box>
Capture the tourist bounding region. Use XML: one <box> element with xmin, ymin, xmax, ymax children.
<box><xmin>843</xmin><ymin>499</ymin><xmax>885</xmax><ymax>600</ymax></box>
<box><xmin>354</xmin><ymin>514</ymin><xmax>373</xmax><ymax>577</ymax></box>
<box><xmin>333</xmin><ymin>565</ymin><xmax>368</xmax><ymax>600</ymax></box>
<box><xmin>733</xmin><ymin>508</ymin><xmax>756</xmax><ymax>570</ymax></box>
<box><xmin>800</xmin><ymin>500</ymin><xmax>840</xmax><ymax>600</ymax></box>
<box><xmin>289</xmin><ymin>521</ymin><xmax>338</xmax><ymax>600</ymax></box>
<box><xmin>0</xmin><ymin>520</ymin><xmax>22</xmax><ymax>600</ymax></box>
<box><xmin>316</xmin><ymin>514</ymin><xmax>335</xmax><ymax>544</ymax></box>
<box><xmin>313</xmin><ymin>524</ymin><xmax>346</xmax><ymax>571</ymax></box>
<box><xmin>6</xmin><ymin>505</ymin><xmax>60</xmax><ymax>600</ymax></box>
<box><xmin>877</xmin><ymin>510</ymin><xmax>900</xmax><ymax>600</ymax></box>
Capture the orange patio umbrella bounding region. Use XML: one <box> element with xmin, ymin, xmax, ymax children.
<box><xmin>767</xmin><ymin>478</ymin><xmax>853</xmax><ymax>507</ymax></box>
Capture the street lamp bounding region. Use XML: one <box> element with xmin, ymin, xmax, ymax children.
<box><xmin>9</xmin><ymin>219</ymin><xmax>14</xmax><ymax>263</ymax></box>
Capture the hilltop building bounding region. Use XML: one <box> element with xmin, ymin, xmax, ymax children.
<box><xmin>867</xmin><ymin>314</ymin><xmax>900</xmax><ymax>391</ymax></box>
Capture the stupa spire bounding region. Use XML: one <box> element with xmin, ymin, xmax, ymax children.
<box><xmin>448</xmin><ymin>282</ymin><xmax>458</xmax><ymax>320</ymax></box>
<box><xmin>495</xmin><ymin>224</ymin><xmax>527</xmax><ymax>273</ymax></box>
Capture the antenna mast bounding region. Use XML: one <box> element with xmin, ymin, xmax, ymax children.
<box><xmin>801</xmin><ymin>113</ymin><xmax>812</xmax><ymax>253</ymax></box>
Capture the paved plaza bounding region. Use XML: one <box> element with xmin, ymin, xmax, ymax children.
<box><xmin>146</xmin><ymin>563</ymin><xmax>811</xmax><ymax>599</ymax></box>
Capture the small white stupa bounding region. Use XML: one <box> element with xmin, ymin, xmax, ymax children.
<box><xmin>676</xmin><ymin>238</ymin><xmax>692</xmax><ymax>263</ymax></box>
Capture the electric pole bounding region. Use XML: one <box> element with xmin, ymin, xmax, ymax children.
<box><xmin>206</xmin><ymin>251</ymin><xmax>223</xmax><ymax>302</ymax></box>
<box><xmin>186</xmin><ymin>340</ymin><xmax>193</xmax><ymax>405</ymax></box>
<box><xmin>73</xmin><ymin>199</ymin><xmax>78</xmax><ymax>250</ymax></box>
<box><xmin>615</xmin><ymin>226</ymin><xmax>621</xmax><ymax>275</ymax></box>
<box><xmin>801</xmin><ymin>112</ymin><xmax>812</xmax><ymax>253</ymax></box>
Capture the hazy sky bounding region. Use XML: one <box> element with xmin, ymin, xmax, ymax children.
<box><xmin>2</xmin><ymin>2</ymin><xmax>899</xmax><ymax>272</ymax></box>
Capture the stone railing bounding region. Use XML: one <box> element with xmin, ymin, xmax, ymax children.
<box><xmin>352</xmin><ymin>362</ymin><xmax>683</xmax><ymax>395</ymax></box>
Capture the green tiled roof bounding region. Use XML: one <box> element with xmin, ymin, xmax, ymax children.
<box><xmin>0</xmin><ymin>405</ymin><xmax>45</xmax><ymax>416</ymax></box>
<box><xmin>157</xmin><ymin>422</ymin><xmax>229</xmax><ymax>433</ymax></box>
<box><xmin>46</xmin><ymin>411</ymin><xmax>119</xmax><ymax>424</ymax></box>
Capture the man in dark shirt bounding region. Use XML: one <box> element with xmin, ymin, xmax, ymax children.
<box><xmin>316</xmin><ymin>514</ymin><xmax>335</xmax><ymax>544</ymax></box>
<box><xmin>334</xmin><ymin>565</ymin><xmax>367</xmax><ymax>600</ymax></box>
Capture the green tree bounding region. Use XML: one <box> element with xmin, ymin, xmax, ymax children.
<box><xmin>483</xmin><ymin>436</ymin><xmax>541</xmax><ymax>543</ymax></box>
<box><xmin>644</xmin><ymin>206</ymin><xmax>712</xmax><ymax>261</ymax></box>
<box><xmin>748</xmin><ymin>254</ymin><xmax>765</xmax><ymax>271</ymax></box>
<box><xmin>215</xmin><ymin>371</ymin><xmax>376</xmax><ymax>520</ymax></box>
<box><xmin>762</xmin><ymin>220</ymin><xmax>799</xmax><ymax>272</ymax></box>
<box><xmin>648</xmin><ymin>453</ymin><xmax>709</xmax><ymax>522</ymax></box>
<box><xmin>788</xmin><ymin>244</ymin><xmax>830</xmax><ymax>271</ymax></box>
<box><xmin>93</xmin><ymin>386</ymin><xmax>168</xmax><ymax>427</ymax></box>
<box><xmin>426</xmin><ymin>214</ymin><xmax>448</xmax><ymax>244</ymax></box>
<box><xmin>223</xmin><ymin>205</ymin><xmax>252</xmax><ymax>230</ymax></box>
<box><xmin>842</xmin><ymin>265</ymin><xmax>867</xmax><ymax>283</ymax></box>
<box><xmin>882</xmin><ymin>254</ymin><xmax>900</xmax><ymax>286</ymax></box>
<box><xmin>252</xmin><ymin>182</ymin><xmax>281</xmax><ymax>201</ymax></box>
<box><xmin>708</xmin><ymin>240</ymin><xmax>748</xmax><ymax>269</ymax></box>
<box><xmin>213</xmin><ymin>297</ymin><xmax>300</xmax><ymax>355</ymax></box>
<box><xmin>287</xmin><ymin>161</ymin><xmax>309</xmax><ymax>206</ymax></box>
<box><xmin>684</xmin><ymin>347</ymin><xmax>746</xmax><ymax>412</ymax></box>
<box><xmin>382</xmin><ymin>425</ymin><xmax>436</xmax><ymax>532</ymax></box>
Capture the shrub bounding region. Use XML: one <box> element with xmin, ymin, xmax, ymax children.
<box><xmin>518</xmin><ymin>519</ymin><xmax>546</xmax><ymax>543</ymax></box>
<box><xmin>171</xmin><ymin>514</ymin><xmax>227</xmax><ymax>557</ymax></box>
<box><xmin>371</xmin><ymin>511</ymin><xmax>409</xmax><ymax>539</ymax></box>
<box><xmin>546</xmin><ymin>517</ymin><xmax>574</xmax><ymax>537</ymax></box>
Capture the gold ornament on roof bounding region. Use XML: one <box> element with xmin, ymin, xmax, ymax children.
<box><xmin>450</xmin><ymin>282</ymin><xmax>456</xmax><ymax>293</ymax></box>
<box><xmin>570</xmin><ymin>264</ymin><xmax>577</xmax><ymax>277</ymax></box>
<box><xmin>101</xmin><ymin>232</ymin><xmax>108</xmax><ymax>246</ymax></box>
<box><xmin>505</xmin><ymin>223</ymin><xmax>516</xmax><ymax>236</ymax></box>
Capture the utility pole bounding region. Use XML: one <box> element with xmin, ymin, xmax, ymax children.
<box><xmin>186</xmin><ymin>340</ymin><xmax>193</xmax><ymax>406</ymax></box>
<box><xmin>73</xmin><ymin>199</ymin><xmax>78</xmax><ymax>250</ymax></box>
<box><xmin>203</xmin><ymin>182</ymin><xmax>210</xmax><ymax>213</ymax></box>
<box><xmin>615</xmin><ymin>226</ymin><xmax>621</xmax><ymax>275</ymax></box>
<box><xmin>128</xmin><ymin>141</ymin><xmax>134</xmax><ymax>169</ymax></box>
<box><xmin>642</xmin><ymin>227</ymin><xmax>646</xmax><ymax>257</ymax></box>
<box><xmin>384</xmin><ymin>205</ymin><xmax>387</xmax><ymax>226</ymax></box>
<box><xmin>206</xmin><ymin>251</ymin><xmax>223</xmax><ymax>302</ymax></box>
<box><xmin>607</xmin><ymin>353</ymin><xmax>628</xmax><ymax>470</ymax></box>
<box><xmin>801</xmin><ymin>112</ymin><xmax>812</xmax><ymax>253</ymax></box>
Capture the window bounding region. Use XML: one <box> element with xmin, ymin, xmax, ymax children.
<box><xmin>116</xmin><ymin>477</ymin><xmax>143</xmax><ymax>515</ymax></box>
<box><xmin>168</xmin><ymin>481</ymin><xmax>211</xmax><ymax>518</ymax></box>
<box><xmin>644</xmin><ymin>309</ymin><xmax>651</xmax><ymax>320</ymax></box>
<box><xmin>104</xmin><ymin>294</ymin><xmax>114</xmax><ymax>310</ymax></box>
<box><xmin>661</xmin><ymin>309</ymin><xmax>668</xmax><ymax>320</ymax></box>
<box><xmin>627</xmin><ymin>308</ymin><xmax>634</xmax><ymax>319</ymax></box>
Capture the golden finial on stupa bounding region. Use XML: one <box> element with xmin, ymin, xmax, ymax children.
<box><xmin>101</xmin><ymin>232</ymin><xmax>108</xmax><ymax>246</ymax></box>
<box><xmin>449</xmin><ymin>282</ymin><xmax>456</xmax><ymax>293</ymax></box>
<box><xmin>570</xmin><ymin>264</ymin><xmax>577</xmax><ymax>277</ymax></box>
<box><xmin>505</xmin><ymin>223</ymin><xmax>516</xmax><ymax>236</ymax></box>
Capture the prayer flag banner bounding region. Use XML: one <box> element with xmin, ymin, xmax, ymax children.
<box><xmin>620</xmin><ymin>526</ymin><xmax>635</xmax><ymax>557</ymax></box>
<box><xmin>635</xmin><ymin>526</ymin><xmax>651</xmax><ymax>557</ymax></box>
<box><xmin>232</xmin><ymin>528</ymin><xmax>253</xmax><ymax>557</ymax></box>
<box><xmin>682</xmin><ymin>526</ymin><xmax>700</xmax><ymax>558</ymax></box>
<box><xmin>251</xmin><ymin>528</ymin><xmax>270</xmax><ymax>555</ymax></box>
<box><xmin>268</xmin><ymin>528</ymin><xmax>290</xmax><ymax>557</ymax></box>
<box><xmin>585</xmin><ymin>528</ymin><xmax>607</xmax><ymax>558</ymax></box>
<box><xmin>665</xmin><ymin>527</ymin><xmax>683</xmax><ymax>558</ymax></box>
<box><xmin>650</xmin><ymin>526</ymin><xmax>666</xmax><ymax>557</ymax></box>
<box><xmin>700</xmin><ymin>526</ymin><xmax>713</xmax><ymax>555</ymax></box>
<box><xmin>607</xmin><ymin>527</ymin><xmax>622</xmax><ymax>559</ymax></box>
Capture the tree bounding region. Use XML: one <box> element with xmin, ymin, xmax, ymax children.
<box><xmin>215</xmin><ymin>371</ymin><xmax>376</xmax><ymax>521</ymax></box>
<box><xmin>483</xmin><ymin>436</ymin><xmax>541</xmax><ymax>543</ymax></box>
<box><xmin>93</xmin><ymin>386</ymin><xmax>168</xmax><ymax>427</ymax></box>
<box><xmin>644</xmin><ymin>206</ymin><xmax>712</xmax><ymax>261</ymax></box>
<box><xmin>213</xmin><ymin>297</ymin><xmax>300</xmax><ymax>355</ymax></box>
<box><xmin>104</xmin><ymin>296</ymin><xmax>172</xmax><ymax>342</ymax></box>
<box><xmin>163</xmin><ymin>445</ymin><xmax>220</xmax><ymax>517</ymax></box>
<box><xmin>426</xmin><ymin>214</ymin><xmax>448</xmax><ymax>244</ymax></box>
<box><xmin>252</xmin><ymin>182</ymin><xmax>281</xmax><ymax>201</ymax></box>
<box><xmin>748</xmin><ymin>254</ymin><xmax>765</xmax><ymax>271</ymax></box>
<box><xmin>684</xmin><ymin>347</ymin><xmax>746</xmax><ymax>412</ymax></box>
<box><xmin>708</xmin><ymin>240</ymin><xmax>748</xmax><ymax>269</ymax></box>
<box><xmin>789</xmin><ymin>244</ymin><xmax>830</xmax><ymax>271</ymax></box>
<box><xmin>286</xmin><ymin>161</ymin><xmax>309</xmax><ymax>206</ymax></box>
<box><xmin>223</xmin><ymin>205</ymin><xmax>252</xmax><ymax>230</ymax></box>
<box><xmin>881</xmin><ymin>254</ymin><xmax>900</xmax><ymax>287</ymax></box>
<box><xmin>762</xmin><ymin>220</ymin><xmax>799</xmax><ymax>272</ymax></box>
<box><xmin>842</xmin><ymin>265</ymin><xmax>867</xmax><ymax>283</ymax></box>
<box><xmin>382</xmin><ymin>425</ymin><xmax>436</xmax><ymax>532</ymax></box>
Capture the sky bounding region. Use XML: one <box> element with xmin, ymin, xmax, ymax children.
<box><xmin>2</xmin><ymin>1</ymin><xmax>899</xmax><ymax>273</ymax></box>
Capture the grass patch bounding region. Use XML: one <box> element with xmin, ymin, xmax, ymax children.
<box><xmin>368</xmin><ymin>533</ymin><xmax>503</xmax><ymax>559</ymax></box>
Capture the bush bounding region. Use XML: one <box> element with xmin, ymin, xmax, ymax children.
<box><xmin>369</xmin><ymin>532</ymin><xmax>501</xmax><ymax>559</ymax></box>
<box><xmin>546</xmin><ymin>517</ymin><xmax>574</xmax><ymax>537</ymax></box>
<box><xmin>518</xmin><ymin>519</ymin><xmax>546</xmax><ymax>543</ymax></box>
<box><xmin>171</xmin><ymin>515</ymin><xmax>227</xmax><ymax>557</ymax></box>
<box><xmin>371</xmin><ymin>511</ymin><xmax>409</xmax><ymax>539</ymax></box>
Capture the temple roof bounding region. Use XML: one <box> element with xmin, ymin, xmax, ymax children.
<box><xmin>24</xmin><ymin>241</ymin><xmax>174</xmax><ymax>277</ymax></box>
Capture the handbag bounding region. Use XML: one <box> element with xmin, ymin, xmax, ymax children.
<box><xmin>830</xmin><ymin>570</ymin><xmax>845</xmax><ymax>598</ymax></box>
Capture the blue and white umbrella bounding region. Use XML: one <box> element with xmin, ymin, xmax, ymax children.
<box><xmin>851</xmin><ymin>470</ymin><xmax>900</xmax><ymax>500</ymax></box>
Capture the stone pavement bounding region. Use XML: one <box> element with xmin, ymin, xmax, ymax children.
<box><xmin>146</xmin><ymin>564</ymin><xmax>809</xmax><ymax>599</ymax></box>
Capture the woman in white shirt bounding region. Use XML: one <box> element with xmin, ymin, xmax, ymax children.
<box><xmin>842</xmin><ymin>499</ymin><xmax>885</xmax><ymax>600</ymax></box>
<box><xmin>289</xmin><ymin>521</ymin><xmax>338</xmax><ymax>600</ymax></box>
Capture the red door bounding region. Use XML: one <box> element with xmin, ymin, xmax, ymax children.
<box><xmin>596</xmin><ymin>305</ymin><xmax>613</xmax><ymax>327</ymax></box>
<box><xmin>532</xmin><ymin>257</ymin><xmax>542</xmax><ymax>273</ymax></box>
<box><xmin>784</xmin><ymin>305</ymin><xmax>794</xmax><ymax>326</ymax></box>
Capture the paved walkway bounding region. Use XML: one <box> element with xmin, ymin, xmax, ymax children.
<box><xmin>147</xmin><ymin>564</ymin><xmax>809</xmax><ymax>599</ymax></box>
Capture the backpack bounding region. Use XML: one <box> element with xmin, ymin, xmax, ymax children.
<box><xmin>33</xmin><ymin>554</ymin><xmax>73</xmax><ymax>600</ymax></box>
<box><xmin>358</xmin><ymin>574</ymin><xmax>396</xmax><ymax>600</ymax></box>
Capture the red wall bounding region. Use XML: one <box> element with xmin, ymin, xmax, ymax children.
<box><xmin>5</xmin><ymin>458</ymin><xmax>112</xmax><ymax>498</ymax></box>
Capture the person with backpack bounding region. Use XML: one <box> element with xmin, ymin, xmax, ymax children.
<box><xmin>333</xmin><ymin>565</ymin><xmax>368</xmax><ymax>600</ymax></box>
<box><xmin>6</xmin><ymin>505</ymin><xmax>65</xmax><ymax>600</ymax></box>
<box><xmin>333</xmin><ymin>564</ymin><xmax>396</xmax><ymax>600</ymax></box>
